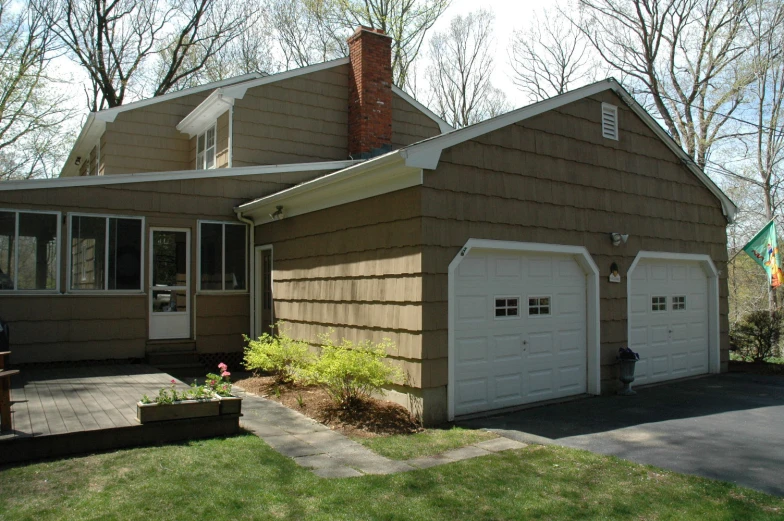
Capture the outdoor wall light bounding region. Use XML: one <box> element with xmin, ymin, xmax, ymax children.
<box><xmin>610</xmin><ymin>232</ymin><xmax>629</xmax><ymax>246</ymax></box>
<box><xmin>74</xmin><ymin>156</ymin><xmax>81</xmax><ymax>166</ymax></box>
<box><xmin>269</xmin><ymin>205</ymin><xmax>284</xmax><ymax>220</ymax></box>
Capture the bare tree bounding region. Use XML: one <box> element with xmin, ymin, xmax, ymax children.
<box><xmin>426</xmin><ymin>9</ymin><xmax>510</xmax><ymax>128</ymax></box>
<box><xmin>326</xmin><ymin>0</ymin><xmax>450</xmax><ymax>87</ymax></box>
<box><xmin>271</xmin><ymin>0</ymin><xmax>346</xmax><ymax>69</ymax></box>
<box><xmin>571</xmin><ymin>0</ymin><xmax>753</xmax><ymax>169</ymax></box>
<box><xmin>36</xmin><ymin>0</ymin><xmax>249</xmax><ymax>110</ymax></box>
<box><xmin>0</xmin><ymin>0</ymin><xmax>72</xmax><ymax>180</ymax></box>
<box><xmin>509</xmin><ymin>7</ymin><xmax>597</xmax><ymax>102</ymax></box>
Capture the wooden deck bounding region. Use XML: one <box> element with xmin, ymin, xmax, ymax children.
<box><xmin>0</xmin><ymin>365</ymin><xmax>240</xmax><ymax>464</ymax></box>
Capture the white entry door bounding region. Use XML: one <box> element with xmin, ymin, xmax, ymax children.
<box><xmin>453</xmin><ymin>249</ymin><xmax>588</xmax><ymax>416</ymax></box>
<box><xmin>629</xmin><ymin>259</ymin><xmax>710</xmax><ymax>385</ymax></box>
<box><xmin>149</xmin><ymin>228</ymin><xmax>190</xmax><ymax>340</ymax></box>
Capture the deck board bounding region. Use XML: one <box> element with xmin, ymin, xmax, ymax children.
<box><xmin>0</xmin><ymin>364</ymin><xmax>191</xmax><ymax>441</ymax></box>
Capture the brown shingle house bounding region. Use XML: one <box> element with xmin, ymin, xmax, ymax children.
<box><xmin>0</xmin><ymin>27</ymin><xmax>735</xmax><ymax>425</ymax></box>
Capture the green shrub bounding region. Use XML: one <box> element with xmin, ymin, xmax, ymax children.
<box><xmin>243</xmin><ymin>323</ymin><xmax>314</xmax><ymax>383</ymax></box>
<box><xmin>730</xmin><ymin>310</ymin><xmax>783</xmax><ymax>362</ymax></box>
<box><xmin>298</xmin><ymin>331</ymin><xmax>403</xmax><ymax>409</ymax></box>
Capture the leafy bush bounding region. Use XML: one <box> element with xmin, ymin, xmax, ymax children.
<box><xmin>243</xmin><ymin>323</ymin><xmax>314</xmax><ymax>383</ymax></box>
<box><xmin>298</xmin><ymin>331</ymin><xmax>403</xmax><ymax>409</ymax></box>
<box><xmin>730</xmin><ymin>310</ymin><xmax>783</xmax><ymax>362</ymax></box>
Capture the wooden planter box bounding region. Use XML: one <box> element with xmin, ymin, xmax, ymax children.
<box><xmin>136</xmin><ymin>395</ymin><xmax>242</xmax><ymax>424</ymax></box>
<box><xmin>218</xmin><ymin>395</ymin><xmax>242</xmax><ymax>415</ymax></box>
<box><xmin>137</xmin><ymin>399</ymin><xmax>220</xmax><ymax>424</ymax></box>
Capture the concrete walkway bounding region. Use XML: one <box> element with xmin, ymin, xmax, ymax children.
<box><xmin>233</xmin><ymin>387</ymin><xmax>526</xmax><ymax>478</ymax></box>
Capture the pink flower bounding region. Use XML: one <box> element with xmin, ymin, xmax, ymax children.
<box><xmin>170</xmin><ymin>379</ymin><xmax>176</xmax><ymax>384</ymax></box>
<box><xmin>210</xmin><ymin>380</ymin><xmax>216</xmax><ymax>386</ymax></box>
<box><xmin>218</xmin><ymin>362</ymin><xmax>227</xmax><ymax>371</ymax></box>
<box><xmin>221</xmin><ymin>371</ymin><xmax>231</xmax><ymax>377</ymax></box>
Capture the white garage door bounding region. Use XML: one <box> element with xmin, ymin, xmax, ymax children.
<box><xmin>629</xmin><ymin>259</ymin><xmax>709</xmax><ymax>385</ymax></box>
<box><xmin>453</xmin><ymin>249</ymin><xmax>588</xmax><ymax>416</ymax></box>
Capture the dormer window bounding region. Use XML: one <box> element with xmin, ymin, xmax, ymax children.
<box><xmin>196</xmin><ymin>124</ymin><xmax>217</xmax><ymax>170</ymax></box>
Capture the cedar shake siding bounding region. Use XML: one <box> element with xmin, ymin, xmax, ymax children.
<box><xmin>419</xmin><ymin>90</ymin><xmax>730</xmax><ymax>400</ymax></box>
<box><xmin>231</xmin><ymin>64</ymin><xmax>441</xmax><ymax>167</ymax></box>
<box><xmin>254</xmin><ymin>187</ymin><xmax>426</xmax><ymax>393</ymax></box>
<box><xmin>0</xmin><ymin>171</ymin><xmax>322</xmax><ymax>364</ymax></box>
<box><xmin>102</xmin><ymin>91</ymin><xmax>211</xmax><ymax>175</ymax></box>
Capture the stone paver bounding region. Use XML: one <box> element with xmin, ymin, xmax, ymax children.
<box><xmin>234</xmin><ymin>385</ymin><xmax>526</xmax><ymax>478</ymax></box>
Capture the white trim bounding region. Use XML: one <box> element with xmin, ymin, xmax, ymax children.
<box><xmin>223</xmin><ymin>58</ymin><xmax>351</xmax><ymax>100</ymax></box>
<box><xmin>148</xmin><ymin>227</ymin><xmax>192</xmax><ymax>340</ymax></box>
<box><xmin>391</xmin><ymin>86</ymin><xmax>452</xmax><ymax>134</ymax></box>
<box><xmin>447</xmin><ymin>239</ymin><xmax>601</xmax><ymax>421</ymax></box>
<box><xmin>236</xmin><ymin>152</ymin><xmax>422</xmax><ymax>224</ymax></box>
<box><xmin>196</xmin><ymin>220</ymin><xmax>249</xmax><ymax>293</ymax></box>
<box><xmin>177</xmin><ymin>91</ymin><xmax>233</xmax><ymax>138</ymax></box>
<box><xmin>253</xmin><ymin>244</ymin><xmax>274</xmax><ymax>339</ymax></box>
<box><xmin>0</xmin><ymin>208</ymin><xmax>62</xmax><ymax>294</ymax></box>
<box><xmin>626</xmin><ymin>251</ymin><xmax>721</xmax><ymax>375</ymax></box>
<box><xmin>228</xmin><ymin>104</ymin><xmax>234</xmax><ymax>168</ymax></box>
<box><xmin>5</xmin><ymin>161</ymin><xmax>362</xmax><ymax>191</ymax></box>
<box><xmin>66</xmin><ymin>212</ymin><xmax>146</xmax><ymax>294</ymax></box>
<box><xmin>398</xmin><ymin>78</ymin><xmax>737</xmax><ymax>223</ymax></box>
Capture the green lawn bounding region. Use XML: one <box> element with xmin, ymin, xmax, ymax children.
<box><xmin>356</xmin><ymin>426</ymin><xmax>497</xmax><ymax>460</ymax></box>
<box><xmin>0</xmin><ymin>434</ymin><xmax>781</xmax><ymax>521</ymax></box>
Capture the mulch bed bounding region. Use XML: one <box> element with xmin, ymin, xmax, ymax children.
<box><xmin>233</xmin><ymin>374</ymin><xmax>423</xmax><ymax>438</ymax></box>
<box><xmin>728</xmin><ymin>360</ymin><xmax>784</xmax><ymax>376</ymax></box>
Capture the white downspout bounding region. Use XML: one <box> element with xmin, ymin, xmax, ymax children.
<box><xmin>236</xmin><ymin>210</ymin><xmax>255</xmax><ymax>338</ymax></box>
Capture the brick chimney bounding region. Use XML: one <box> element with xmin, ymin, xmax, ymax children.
<box><xmin>347</xmin><ymin>26</ymin><xmax>393</xmax><ymax>159</ymax></box>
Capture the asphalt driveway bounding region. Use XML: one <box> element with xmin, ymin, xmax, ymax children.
<box><xmin>458</xmin><ymin>373</ymin><xmax>784</xmax><ymax>496</ymax></box>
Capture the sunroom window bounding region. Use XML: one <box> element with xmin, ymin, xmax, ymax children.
<box><xmin>199</xmin><ymin>222</ymin><xmax>246</xmax><ymax>291</ymax></box>
<box><xmin>70</xmin><ymin>215</ymin><xmax>143</xmax><ymax>291</ymax></box>
<box><xmin>0</xmin><ymin>210</ymin><xmax>60</xmax><ymax>291</ymax></box>
<box><xmin>196</xmin><ymin>125</ymin><xmax>216</xmax><ymax>170</ymax></box>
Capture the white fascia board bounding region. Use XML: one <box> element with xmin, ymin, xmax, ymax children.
<box><xmin>3</xmin><ymin>160</ymin><xmax>361</xmax><ymax>191</ymax></box>
<box><xmin>60</xmin><ymin>114</ymin><xmax>106</xmax><ymax>178</ymax></box>
<box><xmin>223</xmin><ymin>58</ymin><xmax>351</xmax><ymax>100</ymax></box>
<box><xmin>391</xmin><ymin>86</ymin><xmax>453</xmax><ymax>134</ymax></box>
<box><xmin>93</xmin><ymin>72</ymin><xmax>263</xmax><ymax>124</ymax></box>
<box><xmin>177</xmin><ymin>89</ymin><xmax>234</xmax><ymax>137</ymax></box>
<box><xmin>236</xmin><ymin>151</ymin><xmax>421</xmax><ymax>224</ymax></box>
<box><xmin>400</xmin><ymin>77</ymin><xmax>738</xmax><ymax>223</ymax></box>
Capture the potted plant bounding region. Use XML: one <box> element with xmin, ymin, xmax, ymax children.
<box><xmin>617</xmin><ymin>346</ymin><xmax>640</xmax><ymax>396</ymax></box>
<box><xmin>137</xmin><ymin>363</ymin><xmax>242</xmax><ymax>423</ymax></box>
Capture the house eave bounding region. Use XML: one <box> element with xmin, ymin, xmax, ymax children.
<box><xmin>176</xmin><ymin>90</ymin><xmax>234</xmax><ymax>137</ymax></box>
<box><xmin>5</xmin><ymin>161</ymin><xmax>362</xmax><ymax>191</ymax></box>
<box><xmin>236</xmin><ymin>151</ymin><xmax>421</xmax><ymax>224</ymax></box>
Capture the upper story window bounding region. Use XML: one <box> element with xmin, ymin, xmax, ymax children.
<box><xmin>0</xmin><ymin>210</ymin><xmax>60</xmax><ymax>292</ymax></box>
<box><xmin>199</xmin><ymin>221</ymin><xmax>247</xmax><ymax>292</ymax></box>
<box><xmin>69</xmin><ymin>214</ymin><xmax>143</xmax><ymax>291</ymax></box>
<box><xmin>196</xmin><ymin>125</ymin><xmax>217</xmax><ymax>170</ymax></box>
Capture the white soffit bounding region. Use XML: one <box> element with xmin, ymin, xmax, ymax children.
<box><xmin>2</xmin><ymin>161</ymin><xmax>361</xmax><ymax>191</ymax></box>
<box><xmin>398</xmin><ymin>78</ymin><xmax>737</xmax><ymax>223</ymax></box>
<box><xmin>177</xmin><ymin>90</ymin><xmax>233</xmax><ymax>137</ymax></box>
<box><xmin>236</xmin><ymin>151</ymin><xmax>422</xmax><ymax>224</ymax></box>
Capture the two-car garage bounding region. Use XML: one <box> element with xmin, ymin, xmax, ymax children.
<box><xmin>447</xmin><ymin>241</ymin><xmax>720</xmax><ymax>420</ymax></box>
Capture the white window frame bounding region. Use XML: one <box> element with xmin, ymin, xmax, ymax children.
<box><xmin>672</xmin><ymin>295</ymin><xmax>686</xmax><ymax>311</ymax></box>
<box><xmin>493</xmin><ymin>295</ymin><xmax>520</xmax><ymax>320</ymax></box>
<box><xmin>527</xmin><ymin>295</ymin><xmax>552</xmax><ymax>317</ymax></box>
<box><xmin>67</xmin><ymin>212</ymin><xmax>145</xmax><ymax>293</ymax></box>
<box><xmin>651</xmin><ymin>295</ymin><xmax>667</xmax><ymax>312</ymax></box>
<box><xmin>197</xmin><ymin>220</ymin><xmax>248</xmax><ymax>293</ymax></box>
<box><xmin>196</xmin><ymin>123</ymin><xmax>217</xmax><ymax>170</ymax></box>
<box><xmin>0</xmin><ymin>208</ymin><xmax>61</xmax><ymax>293</ymax></box>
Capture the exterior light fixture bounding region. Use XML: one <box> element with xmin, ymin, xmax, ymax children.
<box><xmin>610</xmin><ymin>233</ymin><xmax>629</xmax><ymax>246</ymax></box>
<box><xmin>269</xmin><ymin>206</ymin><xmax>284</xmax><ymax>220</ymax></box>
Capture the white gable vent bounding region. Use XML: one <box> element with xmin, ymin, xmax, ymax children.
<box><xmin>601</xmin><ymin>103</ymin><xmax>619</xmax><ymax>140</ymax></box>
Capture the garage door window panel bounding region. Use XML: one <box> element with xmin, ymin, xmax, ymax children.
<box><xmin>528</xmin><ymin>296</ymin><xmax>551</xmax><ymax>316</ymax></box>
<box><xmin>672</xmin><ymin>296</ymin><xmax>686</xmax><ymax>310</ymax></box>
<box><xmin>495</xmin><ymin>296</ymin><xmax>519</xmax><ymax>318</ymax></box>
<box><xmin>651</xmin><ymin>296</ymin><xmax>667</xmax><ymax>312</ymax></box>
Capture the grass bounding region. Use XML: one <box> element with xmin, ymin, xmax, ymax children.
<box><xmin>1</xmin><ymin>434</ymin><xmax>782</xmax><ymax>521</ymax></box>
<box><xmin>356</xmin><ymin>426</ymin><xmax>498</xmax><ymax>460</ymax></box>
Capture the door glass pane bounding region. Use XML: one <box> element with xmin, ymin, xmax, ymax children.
<box><xmin>152</xmin><ymin>231</ymin><xmax>187</xmax><ymax>287</ymax></box>
<box><xmin>108</xmin><ymin>218</ymin><xmax>142</xmax><ymax>290</ymax></box>
<box><xmin>0</xmin><ymin>211</ymin><xmax>15</xmax><ymax>289</ymax></box>
<box><xmin>71</xmin><ymin>215</ymin><xmax>106</xmax><ymax>290</ymax></box>
<box><xmin>200</xmin><ymin>223</ymin><xmax>222</xmax><ymax>290</ymax></box>
<box><xmin>17</xmin><ymin>213</ymin><xmax>57</xmax><ymax>290</ymax></box>
<box><xmin>152</xmin><ymin>289</ymin><xmax>187</xmax><ymax>313</ymax></box>
<box><xmin>225</xmin><ymin>224</ymin><xmax>246</xmax><ymax>290</ymax></box>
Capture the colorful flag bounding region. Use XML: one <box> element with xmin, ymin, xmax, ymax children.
<box><xmin>742</xmin><ymin>220</ymin><xmax>784</xmax><ymax>288</ymax></box>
